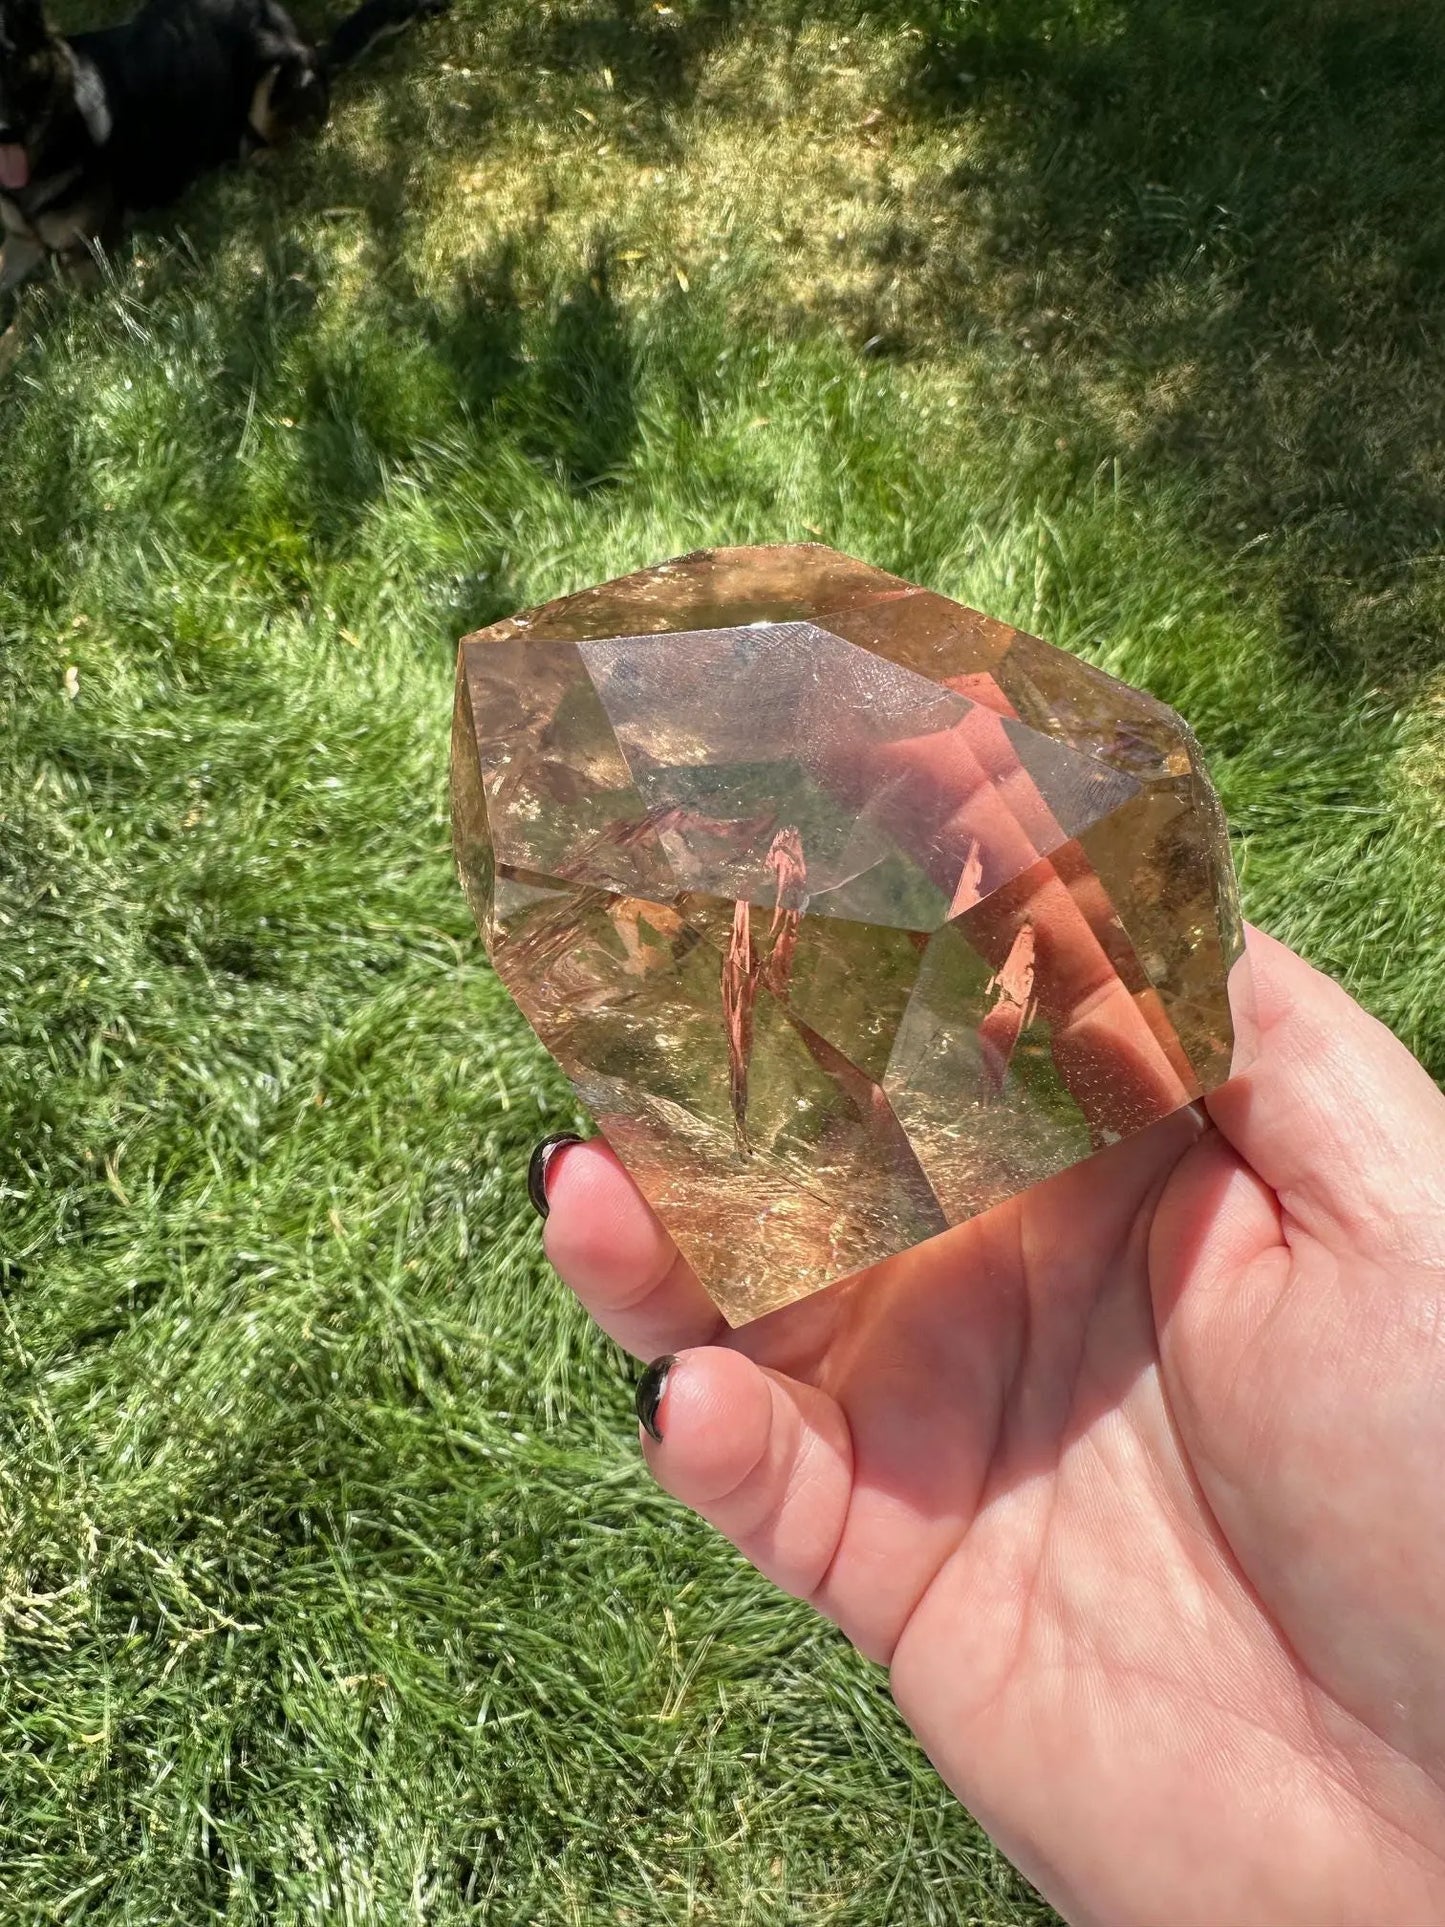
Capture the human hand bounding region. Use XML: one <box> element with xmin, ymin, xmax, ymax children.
<box><xmin>539</xmin><ymin>929</ymin><xmax>1445</xmax><ymax>1926</ymax></box>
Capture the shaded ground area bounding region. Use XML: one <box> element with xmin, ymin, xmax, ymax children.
<box><xmin>898</xmin><ymin>0</ymin><xmax>1445</xmax><ymax>695</ymax></box>
<box><xmin>0</xmin><ymin>0</ymin><xmax>1441</xmax><ymax>1917</ymax></box>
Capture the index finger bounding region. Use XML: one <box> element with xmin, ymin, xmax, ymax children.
<box><xmin>541</xmin><ymin>1138</ymin><xmax>725</xmax><ymax>1360</ymax></box>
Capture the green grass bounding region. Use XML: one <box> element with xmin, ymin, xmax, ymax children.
<box><xmin>2</xmin><ymin>0</ymin><xmax>1443</xmax><ymax>1917</ymax></box>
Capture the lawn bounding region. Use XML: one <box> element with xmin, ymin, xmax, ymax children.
<box><xmin>2</xmin><ymin>0</ymin><xmax>1443</xmax><ymax>1918</ymax></box>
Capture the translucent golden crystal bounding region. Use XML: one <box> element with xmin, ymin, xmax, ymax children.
<box><xmin>452</xmin><ymin>546</ymin><xmax>1251</xmax><ymax>1325</ymax></box>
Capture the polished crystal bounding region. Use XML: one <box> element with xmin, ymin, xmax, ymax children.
<box><xmin>452</xmin><ymin>545</ymin><xmax>1251</xmax><ymax>1325</ymax></box>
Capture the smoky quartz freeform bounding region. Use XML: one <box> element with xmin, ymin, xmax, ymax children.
<box><xmin>452</xmin><ymin>545</ymin><xmax>1251</xmax><ymax>1325</ymax></box>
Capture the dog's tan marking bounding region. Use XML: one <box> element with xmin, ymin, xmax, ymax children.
<box><xmin>34</xmin><ymin>200</ymin><xmax>103</xmax><ymax>252</ymax></box>
<box><xmin>249</xmin><ymin>65</ymin><xmax>283</xmax><ymax>145</ymax></box>
<box><xmin>1</xmin><ymin>202</ymin><xmax>33</xmax><ymax>239</ymax></box>
<box><xmin>0</xmin><ymin>233</ymin><xmax>45</xmax><ymax>293</ymax></box>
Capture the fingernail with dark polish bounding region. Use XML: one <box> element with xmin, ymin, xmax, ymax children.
<box><xmin>635</xmin><ymin>1354</ymin><xmax>676</xmax><ymax>1444</ymax></box>
<box><xmin>527</xmin><ymin>1133</ymin><xmax>583</xmax><ymax>1220</ymax></box>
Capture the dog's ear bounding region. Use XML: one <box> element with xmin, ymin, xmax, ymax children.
<box><xmin>0</xmin><ymin>0</ymin><xmax>51</xmax><ymax>57</ymax></box>
<box><xmin>251</xmin><ymin>55</ymin><xmax>330</xmax><ymax>145</ymax></box>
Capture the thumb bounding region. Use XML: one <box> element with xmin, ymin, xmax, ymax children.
<box><xmin>637</xmin><ymin>1347</ymin><xmax>854</xmax><ymax>1616</ymax></box>
<box><xmin>1206</xmin><ymin>928</ymin><xmax>1445</xmax><ymax>1256</ymax></box>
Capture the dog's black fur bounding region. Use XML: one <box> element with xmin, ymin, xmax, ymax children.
<box><xmin>0</xmin><ymin>0</ymin><xmax>444</xmax><ymax>290</ymax></box>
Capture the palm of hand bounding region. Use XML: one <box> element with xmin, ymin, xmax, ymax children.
<box><xmin>546</xmin><ymin>933</ymin><xmax>1445</xmax><ymax>1926</ymax></box>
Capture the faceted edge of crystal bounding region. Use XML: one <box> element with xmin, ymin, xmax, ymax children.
<box><xmin>452</xmin><ymin>544</ymin><xmax>1254</xmax><ymax>1325</ymax></box>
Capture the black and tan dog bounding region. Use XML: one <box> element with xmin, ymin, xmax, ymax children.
<box><xmin>0</xmin><ymin>0</ymin><xmax>445</xmax><ymax>291</ymax></box>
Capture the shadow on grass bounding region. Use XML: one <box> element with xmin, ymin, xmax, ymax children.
<box><xmin>324</xmin><ymin>0</ymin><xmax>1445</xmax><ymax>691</ymax></box>
<box><xmin>500</xmin><ymin>0</ymin><xmax>742</xmax><ymax>129</ymax></box>
<box><xmin>519</xmin><ymin>240</ymin><xmax>639</xmax><ymax>490</ymax></box>
<box><xmin>887</xmin><ymin>0</ymin><xmax>1445</xmax><ymax>690</ymax></box>
<box><xmin>195</xmin><ymin>217</ymin><xmax>638</xmax><ymax>583</ymax></box>
<box><xmin>25</xmin><ymin>0</ymin><xmax>1445</xmax><ymax>699</ymax></box>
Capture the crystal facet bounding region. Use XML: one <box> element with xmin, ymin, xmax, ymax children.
<box><xmin>452</xmin><ymin>545</ymin><xmax>1251</xmax><ymax>1325</ymax></box>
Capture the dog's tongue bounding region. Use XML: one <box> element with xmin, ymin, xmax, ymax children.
<box><xmin>0</xmin><ymin>145</ymin><xmax>30</xmax><ymax>192</ymax></box>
